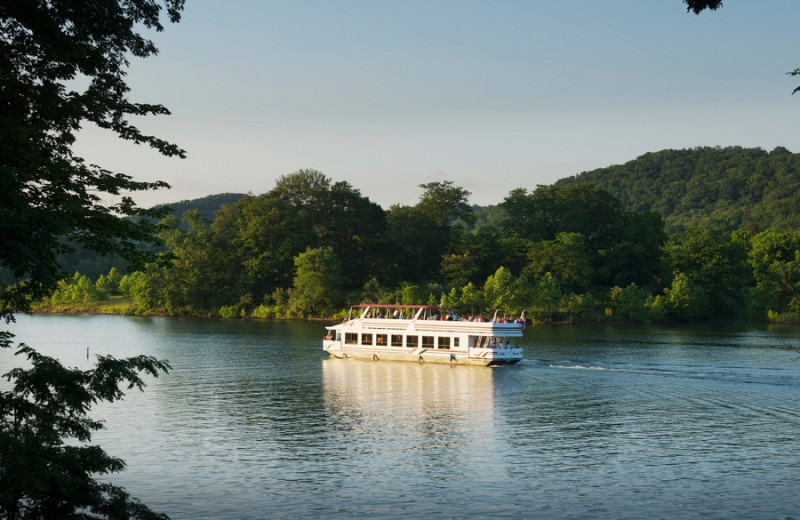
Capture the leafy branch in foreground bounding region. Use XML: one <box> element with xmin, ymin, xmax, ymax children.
<box><xmin>1</xmin><ymin>0</ymin><xmax>184</xmax><ymax>517</ymax></box>
<box><xmin>0</xmin><ymin>330</ymin><xmax>171</xmax><ymax>520</ymax></box>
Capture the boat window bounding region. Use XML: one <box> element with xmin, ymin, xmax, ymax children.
<box><xmin>361</xmin><ymin>333</ymin><xmax>373</xmax><ymax>345</ymax></box>
<box><xmin>376</xmin><ymin>334</ymin><xmax>387</xmax><ymax>346</ymax></box>
<box><xmin>437</xmin><ymin>337</ymin><xmax>450</xmax><ymax>349</ymax></box>
<box><xmin>422</xmin><ymin>336</ymin><xmax>434</xmax><ymax>349</ymax></box>
<box><xmin>345</xmin><ymin>333</ymin><xmax>358</xmax><ymax>345</ymax></box>
<box><xmin>407</xmin><ymin>335</ymin><xmax>418</xmax><ymax>348</ymax></box>
<box><xmin>391</xmin><ymin>334</ymin><xmax>403</xmax><ymax>347</ymax></box>
<box><xmin>453</xmin><ymin>337</ymin><xmax>460</xmax><ymax>347</ymax></box>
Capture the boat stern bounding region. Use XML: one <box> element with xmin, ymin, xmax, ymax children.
<box><xmin>470</xmin><ymin>345</ymin><xmax>523</xmax><ymax>366</ymax></box>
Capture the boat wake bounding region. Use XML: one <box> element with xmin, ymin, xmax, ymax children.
<box><xmin>548</xmin><ymin>363</ymin><xmax>609</xmax><ymax>371</ymax></box>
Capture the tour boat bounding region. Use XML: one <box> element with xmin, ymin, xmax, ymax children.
<box><xmin>323</xmin><ymin>304</ymin><xmax>524</xmax><ymax>366</ymax></box>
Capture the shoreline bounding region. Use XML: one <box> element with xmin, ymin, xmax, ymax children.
<box><xmin>23</xmin><ymin>305</ymin><xmax>794</xmax><ymax>326</ymax></box>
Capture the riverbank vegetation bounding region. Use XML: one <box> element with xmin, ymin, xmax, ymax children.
<box><xmin>30</xmin><ymin>148</ymin><xmax>800</xmax><ymax>324</ymax></box>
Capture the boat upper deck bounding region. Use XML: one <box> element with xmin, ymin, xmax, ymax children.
<box><xmin>328</xmin><ymin>304</ymin><xmax>526</xmax><ymax>337</ymax></box>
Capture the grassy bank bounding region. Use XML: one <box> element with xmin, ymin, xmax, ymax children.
<box><xmin>32</xmin><ymin>296</ymin><xmax>137</xmax><ymax>316</ymax></box>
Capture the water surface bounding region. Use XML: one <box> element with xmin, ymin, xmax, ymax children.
<box><xmin>4</xmin><ymin>315</ymin><xmax>800</xmax><ymax>519</ymax></box>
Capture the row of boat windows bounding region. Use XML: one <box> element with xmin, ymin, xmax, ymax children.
<box><xmin>344</xmin><ymin>332</ymin><xmax>460</xmax><ymax>349</ymax></box>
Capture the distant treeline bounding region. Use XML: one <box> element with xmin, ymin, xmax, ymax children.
<box><xmin>33</xmin><ymin>148</ymin><xmax>800</xmax><ymax>322</ymax></box>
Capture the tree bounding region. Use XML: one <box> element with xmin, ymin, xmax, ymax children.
<box><xmin>524</xmin><ymin>232</ymin><xmax>592</xmax><ymax>293</ymax></box>
<box><xmin>0</xmin><ymin>335</ymin><xmax>171</xmax><ymax>520</ymax></box>
<box><xmin>288</xmin><ymin>247</ymin><xmax>343</xmax><ymax>317</ymax></box>
<box><xmin>49</xmin><ymin>272</ymin><xmax>100</xmax><ymax>305</ymax></box>
<box><xmin>96</xmin><ymin>267</ymin><xmax>124</xmax><ymax>297</ymax></box>
<box><xmin>501</xmin><ymin>184</ymin><xmax>626</xmax><ymax>253</ymax></box>
<box><xmin>1</xmin><ymin>1</ymin><xmax>184</xmax><ymax>517</ymax></box>
<box><xmin>664</xmin><ymin>272</ymin><xmax>709</xmax><ymax>320</ymax></box>
<box><xmin>382</xmin><ymin>205</ymin><xmax>444</xmax><ymax>285</ymax></box>
<box><xmin>267</xmin><ymin>170</ymin><xmax>386</xmax><ymax>290</ymax></box>
<box><xmin>532</xmin><ymin>272</ymin><xmax>562</xmax><ymax>322</ymax></box>
<box><xmin>595</xmin><ymin>210</ymin><xmax>666</xmax><ymax>291</ymax></box>
<box><xmin>664</xmin><ymin>227</ymin><xmax>749</xmax><ymax>317</ymax></box>
<box><xmin>232</xmin><ymin>194</ymin><xmax>315</xmax><ymax>302</ymax></box>
<box><xmin>415</xmin><ymin>181</ymin><xmax>474</xmax><ymax>227</ymax></box>
<box><xmin>683</xmin><ymin>0</ymin><xmax>722</xmax><ymax>15</ymax></box>
<box><xmin>157</xmin><ymin>210</ymin><xmax>237</xmax><ymax>312</ymax></box>
<box><xmin>482</xmin><ymin>267</ymin><xmax>530</xmax><ymax>318</ymax></box>
<box><xmin>609</xmin><ymin>283</ymin><xmax>649</xmax><ymax>322</ymax></box>
<box><xmin>745</xmin><ymin>229</ymin><xmax>800</xmax><ymax>316</ymax></box>
<box><xmin>1</xmin><ymin>0</ymin><xmax>185</xmax><ymax>315</ymax></box>
<box><xmin>440</xmin><ymin>252</ymin><xmax>480</xmax><ymax>289</ymax></box>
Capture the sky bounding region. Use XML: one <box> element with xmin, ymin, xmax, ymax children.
<box><xmin>74</xmin><ymin>0</ymin><xmax>800</xmax><ymax>210</ymax></box>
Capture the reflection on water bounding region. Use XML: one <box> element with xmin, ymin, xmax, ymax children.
<box><xmin>4</xmin><ymin>315</ymin><xmax>800</xmax><ymax>519</ymax></box>
<box><xmin>323</xmin><ymin>359</ymin><xmax>498</xmax><ymax>453</ymax></box>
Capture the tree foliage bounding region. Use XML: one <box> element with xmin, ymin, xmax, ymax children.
<box><xmin>1</xmin><ymin>0</ymin><xmax>185</xmax><ymax>315</ymax></box>
<box><xmin>683</xmin><ymin>0</ymin><xmax>722</xmax><ymax>15</ymax></box>
<box><xmin>1</xmin><ymin>1</ymin><xmax>183</xmax><ymax>517</ymax></box>
<box><xmin>289</xmin><ymin>247</ymin><xmax>343</xmax><ymax>317</ymax></box>
<box><xmin>0</xmin><ymin>333</ymin><xmax>171</xmax><ymax>520</ymax></box>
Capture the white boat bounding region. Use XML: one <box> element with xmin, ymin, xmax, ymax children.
<box><xmin>323</xmin><ymin>304</ymin><xmax>524</xmax><ymax>366</ymax></box>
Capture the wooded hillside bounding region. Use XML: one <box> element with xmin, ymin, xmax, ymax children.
<box><xmin>553</xmin><ymin>146</ymin><xmax>800</xmax><ymax>233</ymax></box>
<box><xmin>156</xmin><ymin>192</ymin><xmax>245</xmax><ymax>224</ymax></box>
<box><xmin>36</xmin><ymin>150</ymin><xmax>800</xmax><ymax>324</ymax></box>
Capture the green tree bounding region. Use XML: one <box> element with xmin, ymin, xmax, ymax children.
<box><xmin>609</xmin><ymin>283</ymin><xmax>649</xmax><ymax>322</ymax></box>
<box><xmin>561</xmin><ymin>292</ymin><xmax>598</xmax><ymax>322</ymax></box>
<box><xmin>664</xmin><ymin>227</ymin><xmax>749</xmax><ymax>317</ymax></box>
<box><xmin>482</xmin><ymin>267</ymin><xmax>530</xmax><ymax>318</ymax></box>
<box><xmin>440</xmin><ymin>287</ymin><xmax>461</xmax><ymax>314</ymax></box>
<box><xmin>49</xmin><ymin>272</ymin><xmax>100</xmax><ymax>305</ymax></box>
<box><xmin>532</xmin><ymin>272</ymin><xmax>562</xmax><ymax>322</ymax></box>
<box><xmin>745</xmin><ymin>229</ymin><xmax>800</xmax><ymax>316</ymax></box>
<box><xmin>501</xmin><ymin>184</ymin><xmax>624</xmax><ymax>249</ymax></box>
<box><xmin>482</xmin><ymin>267</ymin><xmax>516</xmax><ymax>317</ymax></box>
<box><xmin>524</xmin><ymin>232</ymin><xmax>592</xmax><ymax>293</ymax></box>
<box><xmin>415</xmin><ymin>180</ymin><xmax>474</xmax><ymax>226</ymax></box>
<box><xmin>1</xmin><ymin>1</ymin><xmax>183</xmax><ymax>517</ymax></box>
<box><xmin>458</xmin><ymin>282</ymin><xmax>484</xmax><ymax>318</ymax></box>
<box><xmin>595</xmin><ymin>211</ymin><xmax>667</xmax><ymax>291</ymax></box>
<box><xmin>288</xmin><ymin>247</ymin><xmax>343</xmax><ymax>317</ymax></box>
<box><xmin>440</xmin><ymin>252</ymin><xmax>480</xmax><ymax>289</ymax></box>
<box><xmin>232</xmin><ymin>194</ymin><xmax>314</xmax><ymax>302</ymax></box>
<box><xmin>156</xmin><ymin>210</ymin><xmax>238</xmax><ymax>313</ymax></box>
<box><xmin>664</xmin><ymin>272</ymin><xmax>709</xmax><ymax>320</ymax></box>
<box><xmin>96</xmin><ymin>267</ymin><xmax>124</xmax><ymax>297</ymax></box>
<box><xmin>267</xmin><ymin>170</ymin><xmax>386</xmax><ymax>290</ymax></box>
<box><xmin>382</xmin><ymin>205</ymin><xmax>444</xmax><ymax>285</ymax></box>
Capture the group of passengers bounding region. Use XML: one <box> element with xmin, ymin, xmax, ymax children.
<box><xmin>368</xmin><ymin>308</ymin><xmax>525</xmax><ymax>325</ymax></box>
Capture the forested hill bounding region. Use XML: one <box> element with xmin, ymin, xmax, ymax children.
<box><xmin>553</xmin><ymin>146</ymin><xmax>800</xmax><ymax>233</ymax></box>
<box><xmin>155</xmin><ymin>192</ymin><xmax>245</xmax><ymax>223</ymax></box>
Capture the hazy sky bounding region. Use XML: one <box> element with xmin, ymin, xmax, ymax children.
<box><xmin>75</xmin><ymin>1</ymin><xmax>800</xmax><ymax>209</ymax></box>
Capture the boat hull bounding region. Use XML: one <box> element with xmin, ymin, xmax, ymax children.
<box><xmin>323</xmin><ymin>343</ymin><xmax>522</xmax><ymax>366</ymax></box>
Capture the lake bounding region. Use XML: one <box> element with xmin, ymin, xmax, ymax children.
<box><xmin>4</xmin><ymin>314</ymin><xmax>800</xmax><ymax>519</ymax></box>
